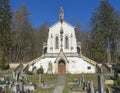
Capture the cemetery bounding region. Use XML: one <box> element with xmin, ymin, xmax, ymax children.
<box><xmin>63</xmin><ymin>73</ymin><xmax>113</xmax><ymax>93</ymax></box>
<box><xmin>0</xmin><ymin>0</ymin><xmax>120</xmax><ymax>93</ymax></box>
<box><xmin>0</xmin><ymin>64</ymin><xmax>114</xmax><ymax>93</ymax></box>
<box><xmin>0</xmin><ymin>64</ymin><xmax>57</xmax><ymax>93</ymax></box>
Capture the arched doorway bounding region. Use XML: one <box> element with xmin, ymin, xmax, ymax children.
<box><xmin>58</xmin><ymin>60</ymin><xmax>66</xmax><ymax>75</ymax></box>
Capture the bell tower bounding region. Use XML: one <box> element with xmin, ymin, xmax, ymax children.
<box><xmin>59</xmin><ymin>7</ymin><xmax>64</xmax><ymax>51</ymax></box>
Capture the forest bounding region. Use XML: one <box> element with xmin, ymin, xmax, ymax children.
<box><xmin>0</xmin><ymin>0</ymin><xmax>120</xmax><ymax>68</ymax></box>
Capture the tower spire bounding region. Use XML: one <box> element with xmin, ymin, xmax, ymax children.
<box><xmin>59</xmin><ymin>7</ymin><xmax>64</xmax><ymax>23</ymax></box>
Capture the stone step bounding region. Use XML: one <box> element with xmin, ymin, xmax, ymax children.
<box><xmin>56</xmin><ymin>75</ymin><xmax>65</xmax><ymax>86</ymax></box>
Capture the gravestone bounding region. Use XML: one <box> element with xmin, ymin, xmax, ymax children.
<box><xmin>4</xmin><ymin>76</ymin><xmax>10</xmax><ymax>84</ymax></box>
<box><xmin>32</xmin><ymin>66</ymin><xmax>37</xmax><ymax>74</ymax></box>
<box><xmin>106</xmin><ymin>87</ymin><xmax>110</xmax><ymax>93</ymax></box>
<box><xmin>83</xmin><ymin>82</ymin><xmax>88</xmax><ymax>90</ymax></box>
<box><xmin>39</xmin><ymin>74</ymin><xmax>42</xmax><ymax>83</ymax></box>
<box><xmin>82</xmin><ymin>74</ymin><xmax>85</xmax><ymax>83</ymax></box>
<box><xmin>78</xmin><ymin>78</ymin><xmax>81</xmax><ymax>87</ymax></box>
<box><xmin>13</xmin><ymin>63</ymin><xmax>23</xmax><ymax>81</ymax></box>
<box><xmin>26</xmin><ymin>89</ymin><xmax>30</xmax><ymax>93</ymax></box>
<box><xmin>19</xmin><ymin>82</ymin><xmax>24</xmax><ymax>92</ymax></box>
<box><xmin>90</xmin><ymin>81</ymin><xmax>94</xmax><ymax>93</ymax></box>
<box><xmin>98</xmin><ymin>74</ymin><xmax>105</xmax><ymax>93</ymax></box>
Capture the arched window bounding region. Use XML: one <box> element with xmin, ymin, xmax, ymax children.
<box><xmin>44</xmin><ymin>47</ymin><xmax>47</xmax><ymax>54</ymax></box>
<box><xmin>55</xmin><ymin>36</ymin><xmax>59</xmax><ymax>49</ymax></box>
<box><xmin>77</xmin><ymin>47</ymin><xmax>80</xmax><ymax>54</ymax></box>
<box><xmin>65</xmin><ymin>36</ymin><xmax>69</xmax><ymax>49</ymax></box>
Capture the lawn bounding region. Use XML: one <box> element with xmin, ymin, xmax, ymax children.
<box><xmin>63</xmin><ymin>73</ymin><xmax>111</xmax><ymax>93</ymax></box>
<box><xmin>0</xmin><ymin>68</ymin><xmax>14</xmax><ymax>77</ymax></box>
<box><xmin>0</xmin><ymin>68</ymin><xmax>57</xmax><ymax>93</ymax></box>
<box><xmin>27</xmin><ymin>74</ymin><xmax>57</xmax><ymax>93</ymax></box>
<box><xmin>0</xmin><ymin>69</ymin><xmax>111</xmax><ymax>93</ymax></box>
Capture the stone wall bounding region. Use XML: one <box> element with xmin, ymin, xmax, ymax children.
<box><xmin>9</xmin><ymin>63</ymin><xmax>28</xmax><ymax>68</ymax></box>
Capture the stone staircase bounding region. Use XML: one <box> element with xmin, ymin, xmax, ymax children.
<box><xmin>53</xmin><ymin>75</ymin><xmax>66</xmax><ymax>93</ymax></box>
<box><xmin>56</xmin><ymin>75</ymin><xmax>66</xmax><ymax>86</ymax></box>
<box><xmin>82</xmin><ymin>55</ymin><xmax>112</xmax><ymax>73</ymax></box>
<box><xmin>23</xmin><ymin>55</ymin><xmax>44</xmax><ymax>70</ymax></box>
<box><xmin>82</xmin><ymin>55</ymin><xmax>97</xmax><ymax>66</ymax></box>
<box><xmin>28</xmin><ymin>55</ymin><xmax>44</xmax><ymax>66</ymax></box>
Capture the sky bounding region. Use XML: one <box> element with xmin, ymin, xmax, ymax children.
<box><xmin>10</xmin><ymin>0</ymin><xmax>120</xmax><ymax>30</ymax></box>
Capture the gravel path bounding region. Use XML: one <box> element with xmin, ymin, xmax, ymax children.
<box><xmin>53</xmin><ymin>75</ymin><xmax>66</xmax><ymax>93</ymax></box>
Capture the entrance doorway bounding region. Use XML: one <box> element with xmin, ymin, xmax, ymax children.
<box><xmin>58</xmin><ymin>60</ymin><xmax>66</xmax><ymax>75</ymax></box>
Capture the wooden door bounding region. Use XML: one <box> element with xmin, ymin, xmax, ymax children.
<box><xmin>58</xmin><ymin>61</ymin><xmax>66</xmax><ymax>75</ymax></box>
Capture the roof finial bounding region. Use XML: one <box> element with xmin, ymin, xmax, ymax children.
<box><xmin>59</xmin><ymin>7</ymin><xmax>64</xmax><ymax>23</ymax></box>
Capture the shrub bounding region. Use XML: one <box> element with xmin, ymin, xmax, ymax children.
<box><xmin>37</xmin><ymin>67</ymin><xmax>44</xmax><ymax>74</ymax></box>
<box><xmin>25</xmin><ymin>70</ymin><xmax>33</xmax><ymax>75</ymax></box>
<box><xmin>0</xmin><ymin>57</ymin><xmax>10</xmax><ymax>70</ymax></box>
<box><xmin>114</xmin><ymin>77</ymin><xmax>120</xmax><ymax>86</ymax></box>
<box><xmin>0</xmin><ymin>57</ymin><xmax>6</xmax><ymax>70</ymax></box>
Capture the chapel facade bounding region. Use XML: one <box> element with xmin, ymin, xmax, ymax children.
<box><xmin>28</xmin><ymin>7</ymin><xmax>97</xmax><ymax>74</ymax></box>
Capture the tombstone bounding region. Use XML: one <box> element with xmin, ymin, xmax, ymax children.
<box><xmin>26</xmin><ymin>89</ymin><xmax>30</xmax><ymax>93</ymax></box>
<box><xmin>14</xmin><ymin>63</ymin><xmax>23</xmax><ymax>82</ymax></box>
<box><xmin>32</xmin><ymin>67</ymin><xmax>37</xmax><ymax>74</ymax></box>
<box><xmin>39</xmin><ymin>74</ymin><xmax>42</xmax><ymax>83</ymax></box>
<box><xmin>83</xmin><ymin>82</ymin><xmax>88</xmax><ymax>90</ymax></box>
<box><xmin>13</xmin><ymin>84</ymin><xmax>19</xmax><ymax>93</ymax></box>
<box><xmin>15</xmin><ymin>71</ymin><xmax>21</xmax><ymax>82</ymax></box>
<box><xmin>0</xmin><ymin>87</ymin><xmax>2</xmax><ymax>93</ymax></box>
<box><xmin>87</xmin><ymin>82</ymin><xmax>90</xmax><ymax>92</ymax></box>
<box><xmin>82</xmin><ymin>74</ymin><xmax>85</xmax><ymax>83</ymax></box>
<box><xmin>13</xmin><ymin>72</ymin><xmax>15</xmax><ymax>78</ymax></box>
<box><xmin>4</xmin><ymin>76</ymin><xmax>10</xmax><ymax>84</ymax></box>
<box><xmin>90</xmin><ymin>80</ymin><xmax>94</xmax><ymax>93</ymax></box>
<box><xmin>106</xmin><ymin>87</ymin><xmax>110</xmax><ymax>93</ymax></box>
<box><xmin>98</xmin><ymin>74</ymin><xmax>105</xmax><ymax>93</ymax></box>
<box><xmin>78</xmin><ymin>78</ymin><xmax>81</xmax><ymax>88</ymax></box>
<box><xmin>24</xmin><ymin>75</ymin><xmax>28</xmax><ymax>81</ymax></box>
<box><xmin>19</xmin><ymin>82</ymin><xmax>24</xmax><ymax>93</ymax></box>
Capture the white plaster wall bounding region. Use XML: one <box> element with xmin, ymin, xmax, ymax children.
<box><xmin>29</xmin><ymin>58</ymin><xmax>56</xmax><ymax>73</ymax></box>
<box><xmin>29</xmin><ymin>57</ymin><xmax>96</xmax><ymax>74</ymax></box>
<box><xmin>67</xmin><ymin>57</ymin><xmax>96</xmax><ymax>74</ymax></box>
<box><xmin>47</xmin><ymin>21</ymin><xmax>77</xmax><ymax>53</ymax></box>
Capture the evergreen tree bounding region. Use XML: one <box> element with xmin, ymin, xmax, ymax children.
<box><xmin>90</xmin><ymin>0</ymin><xmax>120</xmax><ymax>63</ymax></box>
<box><xmin>0</xmin><ymin>0</ymin><xmax>12</xmax><ymax>64</ymax></box>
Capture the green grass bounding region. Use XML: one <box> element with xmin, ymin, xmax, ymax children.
<box><xmin>0</xmin><ymin>68</ymin><xmax>14</xmax><ymax>77</ymax></box>
<box><xmin>27</xmin><ymin>74</ymin><xmax>57</xmax><ymax>86</ymax></box>
<box><xmin>33</xmin><ymin>87</ymin><xmax>54</xmax><ymax>93</ymax></box>
<box><xmin>63</xmin><ymin>73</ymin><xmax>111</xmax><ymax>93</ymax></box>
<box><xmin>65</xmin><ymin>74</ymin><xmax>98</xmax><ymax>88</ymax></box>
<box><xmin>0</xmin><ymin>69</ymin><xmax>57</xmax><ymax>93</ymax></box>
<box><xmin>0</xmin><ymin>69</ymin><xmax>111</xmax><ymax>93</ymax></box>
<box><xmin>62</xmin><ymin>86</ymin><xmax>72</xmax><ymax>93</ymax></box>
<box><xmin>27</xmin><ymin>74</ymin><xmax>57</xmax><ymax>93</ymax></box>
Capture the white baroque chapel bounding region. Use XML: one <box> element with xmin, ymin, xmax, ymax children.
<box><xmin>28</xmin><ymin>7</ymin><xmax>97</xmax><ymax>74</ymax></box>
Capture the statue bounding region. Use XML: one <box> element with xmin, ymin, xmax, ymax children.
<box><xmin>47</xmin><ymin>62</ymin><xmax>53</xmax><ymax>74</ymax></box>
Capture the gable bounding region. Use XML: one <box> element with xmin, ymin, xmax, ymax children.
<box><xmin>49</xmin><ymin>21</ymin><xmax>75</xmax><ymax>31</ymax></box>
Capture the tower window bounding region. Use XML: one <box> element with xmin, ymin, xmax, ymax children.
<box><xmin>65</xmin><ymin>36</ymin><xmax>69</xmax><ymax>49</ymax></box>
<box><xmin>55</xmin><ymin>36</ymin><xmax>59</xmax><ymax>49</ymax></box>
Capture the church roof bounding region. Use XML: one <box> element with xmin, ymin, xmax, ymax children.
<box><xmin>49</xmin><ymin>21</ymin><xmax>75</xmax><ymax>30</ymax></box>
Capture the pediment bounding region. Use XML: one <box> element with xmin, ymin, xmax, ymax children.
<box><xmin>49</xmin><ymin>21</ymin><xmax>75</xmax><ymax>30</ymax></box>
<box><xmin>54</xmin><ymin>49</ymin><xmax>69</xmax><ymax>63</ymax></box>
